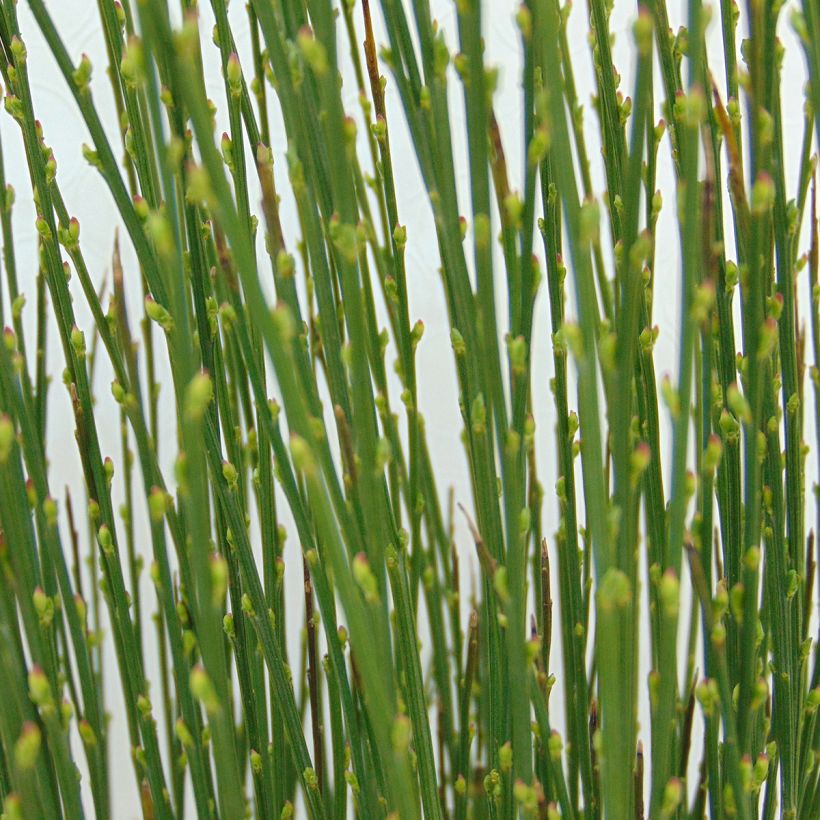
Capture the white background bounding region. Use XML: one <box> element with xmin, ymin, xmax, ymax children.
<box><xmin>2</xmin><ymin>0</ymin><xmax>813</xmax><ymax>816</ymax></box>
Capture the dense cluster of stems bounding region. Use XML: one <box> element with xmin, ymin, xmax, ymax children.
<box><xmin>0</xmin><ymin>0</ymin><xmax>817</xmax><ymax>818</ymax></box>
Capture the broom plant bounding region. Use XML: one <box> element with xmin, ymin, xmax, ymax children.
<box><xmin>0</xmin><ymin>0</ymin><xmax>817</xmax><ymax>817</ymax></box>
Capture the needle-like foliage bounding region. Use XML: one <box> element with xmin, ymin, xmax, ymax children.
<box><xmin>0</xmin><ymin>0</ymin><xmax>817</xmax><ymax>818</ymax></box>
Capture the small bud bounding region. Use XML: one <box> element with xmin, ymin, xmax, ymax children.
<box><xmin>222</xmin><ymin>460</ymin><xmax>238</xmax><ymax>490</ymax></box>
<box><xmin>28</xmin><ymin>667</ymin><xmax>51</xmax><ymax>706</ymax></box>
<box><xmin>289</xmin><ymin>434</ymin><xmax>315</xmax><ymax>475</ymax></box>
<box><xmin>111</xmin><ymin>380</ymin><xmax>127</xmax><ymax>404</ymax></box>
<box><xmin>450</xmin><ymin>328</ymin><xmax>466</xmax><ymax>357</ymax></box>
<box><xmin>743</xmin><ymin>545</ymin><xmax>760</xmax><ymax>573</ymax></box>
<box><xmin>97</xmin><ymin>524</ymin><xmax>114</xmax><ymax>556</ymax></box>
<box><xmin>329</xmin><ymin>219</ymin><xmax>359</xmax><ymax>264</ymax></box>
<box><xmin>484</xmin><ymin>769</ymin><xmax>501</xmax><ymax>798</ymax></box>
<box><xmin>579</xmin><ymin>200</ymin><xmax>600</xmax><ymax>246</ymax></box>
<box><xmin>633</xmin><ymin>9</ymin><xmax>654</xmax><ymax>55</ymax></box>
<box><xmin>120</xmin><ymin>38</ymin><xmax>145</xmax><ymax>89</ymax></box>
<box><xmin>692</xmin><ymin>281</ymin><xmax>715</xmax><ymax>324</ymax></box>
<box><xmin>661</xmin><ymin>778</ymin><xmax>683</xmax><ymax>817</ymax></box>
<box><xmin>704</xmin><ymin>434</ymin><xmax>723</xmax><ymax>474</ymax></box>
<box><xmin>375</xmin><ymin>437</ymin><xmax>392</xmax><ymax>472</ymax></box>
<box><xmin>528</xmin><ymin>127</ymin><xmax>550</xmax><ymax>167</ymax></box>
<box><xmin>297</xmin><ymin>27</ymin><xmax>328</xmax><ymax>75</ymax></box>
<box><xmin>516</xmin><ymin>5</ymin><xmax>533</xmax><ymax>38</ymax></box>
<box><xmin>271</xmin><ymin>304</ymin><xmax>296</xmax><ymax>342</ymax></box>
<box><xmin>727</xmin><ymin>383</ymin><xmax>751</xmax><ymax>424</ymax></box>
<box><xmin>211</xmin><ymin>555</ymin><xmax>228</xmax><ymax>606</ymax></box>
<box><xmin>79</xmin><ymin>720</ymin><xmax>96</xmax><ymax>747</ymax></box>
<box><xmin>10</xmin><ymin>37</ymin><xmax>27</xmax><ymax>66</ymax></box>
<box><xmin>175</xmin><ymin>718</ymin><xmax>194</xmax><ymax>748</ymax></box>
<box><xmin>220</xmin><ymin>132</ymin><xmax>233</xmax><ymax>171</ymax></box>
<box><xmin>658</xmin><ymin>570</ymin><xmax>679</xmax><ymax>618</ymax></box>
<box><xmin>393</xmin><ymin>223</ymin><xmax>407</xmax><ymax>248</ymax></box>
<box><xmin>189</xmin><ymin>666</ymin><xmax>220</xmax><ymax>714</ymax></box>
<box><xmin>148</xmin><ymin>486</ymin><xmax>167</xmax><ymax>523</ymax></box>
<box><xmin>10</xmin><ymin>295</ymin><xmax>24</xmax><ymax>325</ymax></box>
<box><xmin>675</xmin><ymin>89</ymin><xmax>705</xmax><ymax>127</ymax></box>
<box><xmin>508</xmin><ymin>335</ymin><xmax>527</xmax><ymax>375</ymax></box>
<box><xmin>68</xmin><ymin>216</ymin><xmax>80</xmax><ymax>245</ymax></box>
<box><xmin>241</xmin><ymin>593</ymin><xmax>255</xmax><ymax>617</ymax></box>
<box><xmin>103</xmin><ymin>457</ymin><xmax>114</xmax><ymax>486</ymax></box>
<box><xmin>14</xmin><ymin>723</ymin><xmax>41</xmax><ymax>770</ymax></box>
<box><xmin>33</xmin><ymin>588</ymin><xmax>54</xmax><ymax>628</ymax></box>
<box><xmin>226</xmin><ymin>53</ymin><xmax>242</xmax><ymax>96</ymax></box>
<box><xmin>630</xmin><ymin>442</ymin><xmax>651</xmax><ymax>484</ymax></box>
<box><xmin>548</xmin><ymin>731</ymin><xmax>563</xmax><ymax>762</ymax></box>
<box><xmin>753</xmin><ymin>752</ymin><xmax>769</xmax><ymax>789</ymax></box>
<box><xmin>751</xmin><ymin>677</ymin><xmax>768</xmax><ymax>711</ymax></box>
<box><xmin>185</xmin><ymin>372</ymin><xmax>213</xmax><ymax>421</ymax></box>
<box><xmin>711</xmin><ymin>621</ymin><xmax>727</xmax><ymax>648</ymax></box>
<box><xmin>696</xmin><ymin>678</ymin><xmax>720</xmax><ymax>715</ymax></box>
<box><xmin>661</xmin><ymin>376</ymin><xmax>680</xmax><ymax>418</ymax></box>
<box><xmin>144</xmin><ymin>296</ymin><xmax>174</xmax><ymax>332</ymax></box>
<box><xmin>353</xmin><ymin>553</ymin><xmax>379</xmax><ymax>603</ymax></box>
<box><xmin>43</xmin><ymin>497</ymin><xmax>58</xmax><ymax>528</ymax></box>
<box><xmin>72</xmin><ymin>53</ymin><xmax>93</xmax><ymax>90</ymax></box>
<box><xmin>343</xmin><ymin>116</ymin><xmax>357</xmax><ymax>144</ymax></box>
<box><xmin>504</xmin><ymin>193</ymin><xmax>524</xmax><ymax>229</ymax></box>
<box><xmin>0</xmin><ymin>416</ymin><xmax>15</xmax><ymax>463</ymax></box>
<box><xmin>597</xmin><ymin>568</ymin><xmax>632</xmax><ymax>612</ymax></box>
<box><xmin>751</xmin><ymin>172</ymin><xmax>775</xmax><ymax>215</ymax></box>
<box><xmin>145</xmin><ymin>212</ymin><xmax>174</xmax><ymax>256</ymax></box>
<box><xmin>499</xmin><ymin>742</ymin><xmax>513</xmax><ymax>772</ymax></box>
<box><xmin>370</xmin><ymin>116</ymin><xmax>386</xmax><ymax>140</ymax></box>
<box><xmin>70</xmin><ymin>325</ymin><xmax>86</xmax><ymax>358</ymax></box>
<box><xmin>391</xmin><ymin>714</ymin><xmax>411</xmax><ymax>752</ymax></box>
<box><xmin>133</xmin><ymin>195</ymin><xmax>150</xmax><ymax>220</ymax></box>
<box><xmin>471</xmin><ymin>394</ymin><xmax>487</xmax><ymax>436</ymax></box>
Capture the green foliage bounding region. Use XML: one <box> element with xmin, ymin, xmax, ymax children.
<box><xmin>0</xmin><ymin>0</ymin><xmax>816</xmax><ymax>818</ymax></box>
